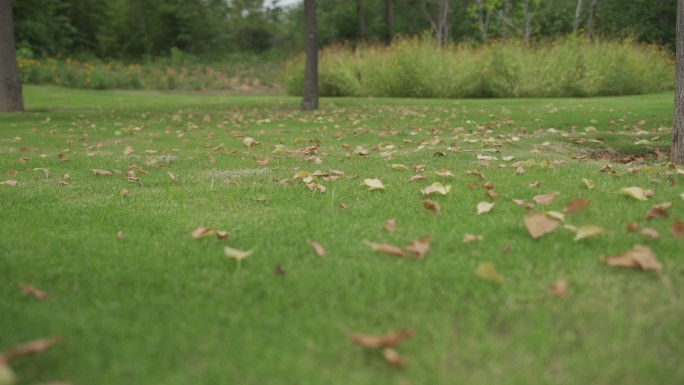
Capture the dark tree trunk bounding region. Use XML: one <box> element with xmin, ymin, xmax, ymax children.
<box><xmin>301</xmin><ymin>0</ymin><xmax>318</xmax><ymax>111</ymax></box>
<box><xmin>357</xmin><ymin>0</ymin><xmax>366</xmax><ymax>42</ymax></box>
<box><xmin>0</xmin><ymin>0</ymin><xmax>24</xmax><ymax>113</ymax></box>
<box><xmin>384</xmin><ymin>0</ymin><xmax>394</xmax><ymax>45</ymax></box>
<box><xmin>673</xmin><ymin>0</ymin><xmax>684</xmax><ymax>164</ymax></box>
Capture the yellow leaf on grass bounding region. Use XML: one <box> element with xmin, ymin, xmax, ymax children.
<box><xmin>307</xmin><ymin>239</ymin><xmax>326</xmax><ymax>257</ymax></box>
<box><xmin>524</xmin><ymin>214</ymin><xmax>560</xmax><ymax>239</ymax></box>
<box><xmin>243</xmin><ymin>137</ymin><xmax>260</xmax><ymax>148</ymax></box>
<box><xmin>0</xmin><ymin>180</ymin><xmax>18</xmax><ymax>186</ymax></box>
<box><xmin>191</xmin><ymin>227</ymin><xmax>229</xmax><ymax>240</ymax></box>
<box><xmin>620</xmin><ymin>187</ymin><xmax>649</xmax><ymax>201</ymax></box>
<box><xmin>363</xmin><ymin>178</ymin><xmax>385</xmax><ymax>191</ymax></box>
<box><xmin>224</xmin><ymin>246</ymin><xmax>253</xmax><ymax>261</ymax></box>
<box><xmin>0</xmin><ymin>363</ymin><xmax>15</xmax><ymax>385</ymax></box>
<box><xmin>477</xmin><ymin>201</ymin><xmax>494</xmax><ymax>215</ymax></box>
<box><xmin>382</xmin><ymin>348</ymin><xmax>407</xmax><ymax>368</ymax></box>
<box><xmin>573</xmin><ymin>225</ymin><xmax>609</xmax><ymax>241</ymax></box>
<box><xmin>435</xmin><ymin>169</ymin><xmax>454</xmax><ymax>177</ymax></box>
<box><xmin>463</xmin><ymin>233</ymin><xmax>483</xmax><ymax>243</ymax></box>
<box><xmin>475</xmin><ymin>262</ymin><xmax>504</xmax><ymax>284</ymax></box>
<box><xmin>90</xmin><ymin>169</ymin><xmax>113</xmax><ymax>176</ymax></box>
<box><xmin>420</xmin><ymin>182</ymin><xmax>451</xmax><ymax>196</ymax></box>
<box><xmin>391</xmin><ymin>164</ymin><xmax>409</xmax><ymax>171</ymax></box>
<box><xmin>581</xmin><ymin>178</ymin><xmax>595</xmax><ymax>190</ymax></box>
<box><xmin>604</xmin><ymin>245</ymin><xmax>661</xmax><ymax>271</ymax></box>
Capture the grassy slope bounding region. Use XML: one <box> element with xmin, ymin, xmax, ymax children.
<box><xmin>1</xmin><ymin>86</ymin><xmax>682</xmax><ymax>385</ymax></box>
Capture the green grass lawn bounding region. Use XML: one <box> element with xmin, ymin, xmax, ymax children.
<box><xmin>1</xmin><ymin>86</ymin><xmax>683</xmax><ymax>385</ymax></box>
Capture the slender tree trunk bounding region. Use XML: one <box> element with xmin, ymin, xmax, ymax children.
<box><xmin>301</xmin><ymin>0</ymin><xmax>318</xmax><ymax>111</ymax></box>
<box><xmin>437</xmin><ymin>0</ymin><xmax>449</xmax><ymax>46</ymax></box>
<box><xmin>476</xmin><ymin>0</ymin><xmax>490</xmax><ymax>42</ymax></box>
<box><xmin>0</xmin><ymin>0</ymin><xmax>24</xmax><ymax>113</ymax></box>
<box><xmin>572</xmin><ymin>0</ymin><xmax>583</xmax><ymax>32</ymax></box>
<box><xmin>523</xmin><ymin>0</ymin><xmax>531</xmax><ymax>42</ymax></box>
<box><xmin>357</xmin><ymin>0</ymin><xmax>366</xmax><ymax>42</ymax></box>
<box><xmin>384</xmin><ymin>0</ymin><xmax>394</xmax><ymax>45</ymax></box>
<box><xmin>585</xmin><ymin>0</ymin><xmax>599</xmax><ymax>40</ymax></box>
<box><xmin>673</xmin><ymin>0</ymin><xmax>684</xmax><ymax>164</ymax></box>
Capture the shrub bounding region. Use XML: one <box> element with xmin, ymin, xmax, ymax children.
<box><xmin>283</xmin><ymin>35</ymin><xmax>674</xmax><ymax>98</ymax></box>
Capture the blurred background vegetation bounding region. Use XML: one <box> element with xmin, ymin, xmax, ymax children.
<box><xmin>10</xmin><ymin>0</ymin><xmax>678</xmax><ymax>96</ymax></box>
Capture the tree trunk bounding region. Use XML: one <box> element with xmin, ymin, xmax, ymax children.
<box><xmin>357</xmin><ymin>0</ymin><xmax>366</xmax><ymax>42</ymax></box>
<box><xmin>585</xmin><ymin>0</ymin><xmax>599</xmax><ymax>40</ymax></box>
<box><xmin>437</xmin><ymin>0</ymin><xmax>449</xmax><ymax>46</ymax></box>
<box><xmin>384</xmin><ymin>0</ymin><xmax>394</xmax><ymax>45</ymax></box>
<box><xmin>572</xmin><ymin>0</ymin><xmax>583</xmax><ymax>32</ymax></box>
<box><xmin>523</xmin><ymin>0</ymin><xmax>531</xmax><ymax>42</ymax></box>
<box><xmin>0</xmin><ymin>0</ymin><xmax>24</xmax><ymax>113</ymax></box>
<box><xmin>476</xmin><ymin>0</ymin><xmax>490</xmax><ymax>42</ymax></box>
<box><xmin>301</xmin><ymin>0</ymin><xmax>318</xmax><ymax>111</ymax></box>
<box><xmin>673</xmin><ymin>0</ymin><xmax>684</xmax><ymax>165</ymax></box>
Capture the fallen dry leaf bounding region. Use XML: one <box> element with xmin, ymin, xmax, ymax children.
<box><xmin>116</xmin><ymin>230</ymin><xmax>126</xmax><ymax>240</ymax></box>
<box><xmin>533</xmin><ymin>192</ymin><xmax>560</xmax><ymax>205</ymax></box>
<box><xmin>423</xmin><ymin>199</ymin><xmax>441</xmax><ymax>214</ymax></box>
<box><xmin>626</xmin><ymin>222</ymin><xmax>640</xmax><ymax>232</ymax></box>
<box><xmin>391</xmin><ymin>164</ymin><xmax>409</xmax><ymax>171</ymax></box>
<box><xmin>475</xmin><ymin>262</ymin><xmax>504</xmax><ymax>284</ymax></box>
<box><xmin>167</xmin><ymin>171</ymin><xmax>177</xmax><ymax>182</ymax></box>
<box><xmin>524</xmin><ymin>214</ymin><xmax>560</xmax><ymax>239</ymax></box>
<box><xmin>640</xmin><ymin>227</ymin><xmax>659</xmax><ymax>239</ymax></box>
<box><xmin>17</xmin><ymin>283</ymin><xmax>49</xmax><ymax>300</ymax></box>
<box><xmin>243</xmin><ymin>137</ymin><xmax>260</xmax><ymax>148</ymax></box>
<box><xmin>604</xmin><ymin>245</ymin><xmax>661</xmax><ymax>271</ymax></box>
<box><xmin>477</xmin><ymin>201</ymin><xmax>494</xmax><ymax>215</ymax></box>
<box><xmin>0</xmin><ymin>336</ymin><xmax>63</xmax><ymax>364</ymax></box>
<box><xmin>549</xmin><ymin>279</ymin><xmax>567</xmax><ymax>298</ymax></box>
<box><xmin>408</xmin><ymin>175</ymin><xmax>427</xmax><ymax>183</ymax></box>
<box><xmin>513</xmin><ymin>199</ymin><xmax>535</xmax><ymax>210</ymax></box>
<box><xmin>620</xmin><ymin>186</ymin><xmax>650</xmax><ymax>201</ymax></box>
<box><xmin>671</xmin><ymin>219</ymin><xmax>684</xmax><ymax>238</ymax></box>
<box><xmin>0</xmin><ymin>363</ymin><xmax>15</xmax><ymax>385</ymax></box>
<box><xmin>404</xmin><ymin>237</ymin><xmax>430</xmax><ymax>259</ymax></box>
<box><xmin>574</xmin><ymin>225</ymin><xmax>609</xmax><ymax>241</ymax></box>
<box><xmin>645</xmin><ymin>202</ymin><xmax>671</xmax><ymax>219</ymax></box>
<box><xmin>363</xmin><ymin>240</ymin><xmax>406</xmax><ymax>257</ymax></box>
<box><xmin>307</xmin><ymin>239</ymin><xmax>326</xmax><ymax>257</ymax></box>
<box><xmin>420</xmin><ymin>182</ymin><xmax>451</xmax><ymax>196</ymax></box>
<box><xmin>191</xmin><ymin>227</ymin><xmax>229</xmax><ymax>240</ymax></box>
<box><xmin>435</xmin><ymin>168</ymin><xmax>454</xmax><ymax>177</ymax></box>
<box><xmin>581</xmin><ymin>178</ymin><xmax>595</xmax><ymax>190</ymax></box>
<box><xmin>0</xmin><ymin>180</ymin><xmax>18</xmax><ymax>186</ymax></box>
<box><xmin>363</xmin><ymin>178</ymin><xmax>385</xmax><ymax>191</ymax></box>
<box><xmin>33</xmin><ymin>168</ymin><xmax>50</xmax><ymax>178</ymax></box>
<box><xmin>349</xmin><ymin>328</ymin><xmax>415</xmax><ymax>349</ymax></box>
<box><xmin>384</xmin><ymin>218</ymin><xmax>396</xmax><ymax>232</ymax></box>
<box><xmin>256</xmin><ymin>157</ymin><xmax>269</xmax><ymax>166</ymax></box>
<box><xmin>563</xmin><ymin>198</ymin><xmax>592</xmax><ymax>214</ymax></box>
<box><xmin>90</xmin><ymin>169</ymin><xmax>112</xmax><ymax>176</ymax></box>
<box><xmin>382</xmin><ymin>347</ymin><xmax>407</xmax><ymax>368</ymax></box>
<box><xmin>463</xmin><ymin>233</ymin><xmax>483</xmax><ymax>243</ymax></box>
<box><xmin>224</xmin><ymin>246</ymin><xmax>253</xmax><ymax>261</ymax></box>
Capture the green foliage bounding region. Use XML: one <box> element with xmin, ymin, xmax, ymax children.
<box><xmin>17</xmin><ymin>55</ymin><xmax>283</xmax><ymax>91</ymax></box>
<box><xmin>284</xmin><ymin>36</ymin><xmax>674</xmax><ymax>98</ymax></box>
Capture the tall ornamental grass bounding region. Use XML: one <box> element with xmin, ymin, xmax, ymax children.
<box><xmin>17</xmin><ymin>56</ymin><xmax>282</xmax><ymax>92</ymax></box>
<box><xmin>284</xmin><ymin>35</ymin><xmax>674</xmax><ymax>98</ymax></box>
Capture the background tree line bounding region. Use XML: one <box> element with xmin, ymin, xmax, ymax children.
<box><xmin>11</xmin><ymin>0</ymin><xmax>677</xmax><ymax>61</ymax></box>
